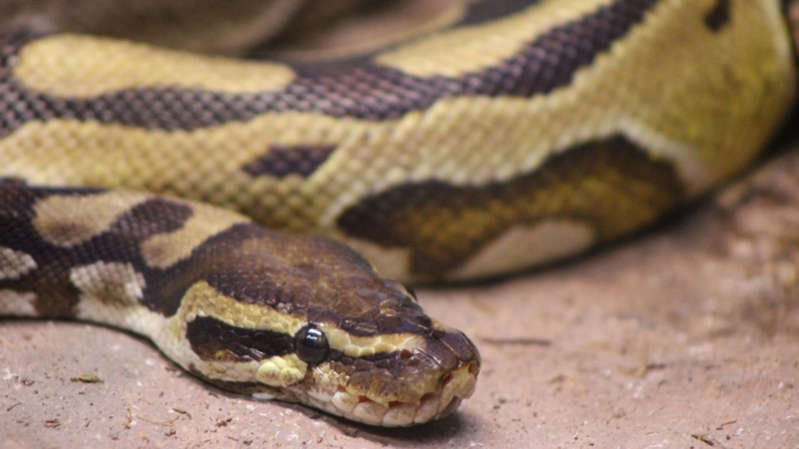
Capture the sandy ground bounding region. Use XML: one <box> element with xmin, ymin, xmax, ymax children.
<box><xmin>3</xmin><ymin>142</ymin><xmax>799</xmax><ymax>448</ymax></box>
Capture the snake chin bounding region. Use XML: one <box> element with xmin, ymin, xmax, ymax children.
<box><xmin>297</xmin><ymin>361</ymin><xmax>478</xmax><ymax>427</ymax></box>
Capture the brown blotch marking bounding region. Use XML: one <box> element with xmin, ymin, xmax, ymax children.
<box><xmin>30</xmin><ymin>283</ymin><xmax>81</xmax><ymax>318</ymax></box>
<box><xmin>704</xmin><ymin>0</ymin><xmax>730</xmax><ymax>32</ymax></box>
<box><xmin>109</xmin><ymin>198</ymin><xmax>194</xmax><ymax>242</ymax></box>
<box><xmin>338</xmin><ymin>135</ymin><xmax>685</xmax><ymax>278</ymax></box>
<box><xmin>0</xmin><ymin>179</ymin><xmax>40</xmax><ymax>223</ymax></box>
<box><xmin>242</xmin><ymin>144</ymin><xmax>337</xmax><ymax>178</ymax></box>
<box><xmin>185</xmin><ymin>315</ymin><xmax>295</xmax><ymax>362</ymax></box>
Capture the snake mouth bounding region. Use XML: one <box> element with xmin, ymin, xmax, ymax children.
<box><xmin>303</xmin><ymin>361</ymin><xmax>478</xmax><ymax>427</ymax></box>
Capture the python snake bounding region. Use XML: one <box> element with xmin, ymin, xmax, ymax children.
<box><xmin>0</xmin><ymin>0</ymin><xmax>797</xmax><ymax>427</ymax></box>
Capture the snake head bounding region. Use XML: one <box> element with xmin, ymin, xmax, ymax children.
<box><xmin>284</xmin><ymin>278</ymin><xmax>481</xmax><ymax>427</ymax></box>
<box><xmin>175</xmin><ymin>225</ymin><xmax>479</xmax><ymax>427</ymax></box>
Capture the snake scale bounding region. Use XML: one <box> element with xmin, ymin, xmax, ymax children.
<box><xmin>0</xmin><ymin>0</ymin><xmax>797</xmax><ymax>427</ymax></box>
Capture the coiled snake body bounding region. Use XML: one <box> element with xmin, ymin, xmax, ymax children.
<box><xmin>0</xmin><ymin>0</ymin><xmax>797</xmax><ymax>426</ymax></box>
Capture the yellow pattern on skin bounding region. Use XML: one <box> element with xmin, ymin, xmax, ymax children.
<box><xmin>0</xmin><ymin>247</ymin><xmax>37</xmax><ymax>280</ymax></box>
<box><xmin>1</xmin><ymin>0</ymin><xmax>794</xmax><ymax>281</ymax></box>
<box><xmin>323</xmin><ymin>325</ymin><xmax>425</xmax><ymax>357</ymax></box>
<box><xmin>141</xmin><ymin>201</ymin><xmax>249</xmax><ymax>269</ymax></box>
<box><xmin>32</xmin><ymin>191</ymin><xmax>151</xmax><ymax>247</ymax></box>
<box><xmin>256</xmin><ymin>354</ymin><xmax>308</xmax><ymax>387</ymax></box>
<box><xmin>174</xmin><ymin>281</ymin><xmax>426</xmax><ymax>358</ymax></box>
<box><xmin>14</xmin><ymin>34</ymin><xmax>296</xmax><ymax>98</ymax></box>
<box><xmin>175</xmin><ymin>281</ymin><xmax>305</xmax><ymax>337</ymax></box>
<box><xmin>376</xmin><ymin>0</ymin><xmax>617</xmax><ymax>77</ymax></box>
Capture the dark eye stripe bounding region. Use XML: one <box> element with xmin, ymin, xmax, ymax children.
<box><xmin>186</xmin><ymin>316</ymin><xmax>294</xmax><ymax>362</ymax></box>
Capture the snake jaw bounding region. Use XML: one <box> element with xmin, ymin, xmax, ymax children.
<box><xmin>290</xmin><ymin>355</ymin><xmax>478</xmax><ymax>427</ymax></box>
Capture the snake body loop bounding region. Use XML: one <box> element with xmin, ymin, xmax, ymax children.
<box><xmin>0</xmin><ymin>0</ymin><xmax>797</xmax><ymax>426</ymax></box>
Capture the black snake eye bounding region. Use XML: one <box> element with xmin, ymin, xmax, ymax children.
<box><xmin>295</xmin><ymin>324</ymin><xmax>329</xmax><ymax>364</ymax></box>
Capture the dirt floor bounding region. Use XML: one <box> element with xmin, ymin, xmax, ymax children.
<box><xmin>3</xmin><ymin>144</ymin><xmax>799</xmax><ymax>448</ymax></box>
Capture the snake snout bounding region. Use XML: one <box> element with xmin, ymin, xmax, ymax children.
<box><xmin>410</xmin><ymin>326</ymin><xmax>480</xmax><ymax>418</ymax></box>
<box><xmin>423</xmin><ymin>326</ymin><xmax>481</xmax><ymax>373</ymax></box>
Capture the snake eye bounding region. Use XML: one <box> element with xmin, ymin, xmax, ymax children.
<box><xmin>295</xmin><ymin>324</ymin><xmax>329</xmax><ymax>364</ymax></box>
